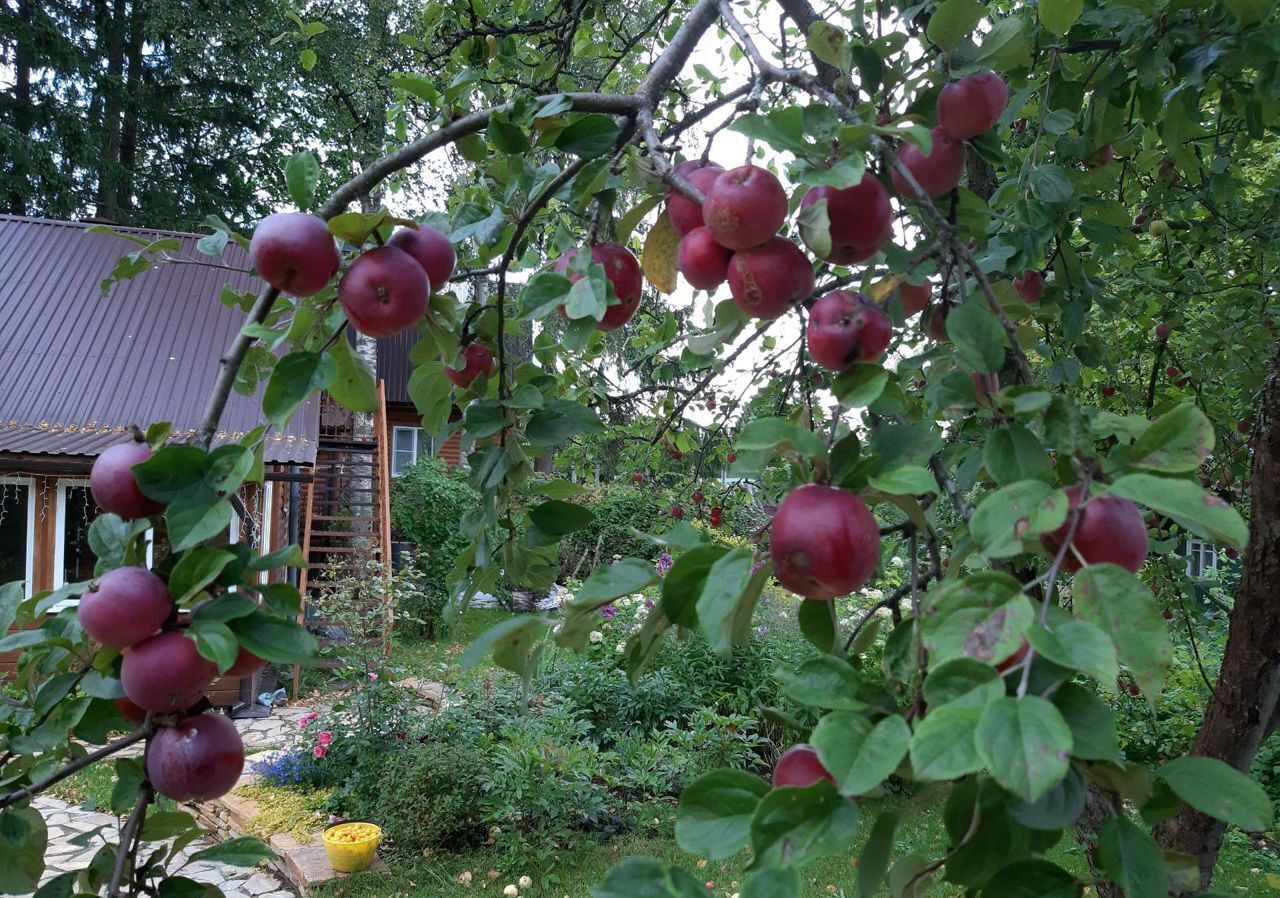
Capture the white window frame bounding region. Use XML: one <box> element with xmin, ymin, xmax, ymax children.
<box><xmin>0</xmin><ymin>476</ymin><xmax>37</xmax><ymax>597</ymax></box>
<box><xmin>53</xmin><ymin>478</ymin><xmax>153</xmax><ymax>608</ymax></box>
<box><xmin>391</xmin><ymin>426</ymin><xmax>433</xmax><ymax>476</ymax></box>
<box><xmin>1185</xmin><ymin>538</ymin><xmax>1218</xmax><ymax>579</ymax></box>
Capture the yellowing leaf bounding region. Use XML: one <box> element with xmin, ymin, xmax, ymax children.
<box><xmin>642</xmin><ymin>212</ymin><xmax>679</xmax><ymax>294</ymax></box>
<box><xmin>868</xmin><ymin>276</ymin><xmax>902</xmax><ymax>303</ymax></box>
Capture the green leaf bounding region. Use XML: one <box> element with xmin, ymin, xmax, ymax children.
<box><xmin>976</xmin><ymin>18</ymin><xmax>1032</xmax><ymax>69</ymax></box>
<box><xmin>263</xmin><ymin>352</ymin><xmax>336</xmax><ymax>427</ymax></box>
<box><xmin>1098</xmin><ymin>818</ymin><xmax>1167</xmax><ymax>898</ymax></box>
<box><xmin>1029</xmin><ymin>165</ymin><xmax>1076</xmax><ymax>205</ymax></box>
<box><xmin>133</xmin><ymin>444</ymin><xmax>208</xmax><ymax>502</ymax></box>
<box><xmin>749</xmin><ymin>780</ymin><xmax>860</xmax><ymax>868</ymax></box>
<box><xmin>798</xmin><ymin>599</ymin><xmax>836</xmax><ymax>653</ymax></box>
<box><xmin>675</xmin><ymin>769</ymin><xmax>770</xmax><ymax>860</ymax></box>
<box><xmin>1039</xmin><ymin>0</ymin><xmax>1083</xmax><ymax>35</ymax></box>
<box><xmin>458</xmin><ymin>614</ymin><xmax>550</xmax><ymax>675</ymax></box>
<box><xmin>947</xmin><ymin>300</ymin><xmax>1005</xmax><ymax>375</ymax></box>
<box><xmin>203</xmin><ymin>445</ymin><xmax>255</xmax><ymax>494</ymax></box>
<box><xmin>526</xmin><ymin>400</ymin><xmax>605</xmax><ymax>446</ymax></box>
<box><xmin>910</xmin><ymin>706</ymin><xmax>983</xmax><ymax>781</ymax></box>
<box><xmin>284</xmin><ymin>151</ymin><xmax>320</xmax><ymax>210</ymax></box>
<box><xmin>408</xmin><ymin>361</ymin><xmax>452</xmax><ymax>435</ymax></box>
<box><xmin>528</xmin><ymin>500</ymin><xmax>594</xmax><ymax>537</ymax></box>
<box><xmin>228</xmin><ymin>610</ymin><xmax>317</xmax><ymax>664</ymax></box>
<box><xmin>812</xmin><ymin>712</ymin><xmax>910</xmax><ymax>796</ymax></box>
<box><xmin>556</xmin><ymin>114</ymin><xmax>621</xmax><ymax>158</ymax></box>
<box><xmin>299</xmin><ymin>47</ymin><xmax>317</xmax><ymax>70</ymax></box>
<box><xmin>157</xmin><ymin>877</ymin><xmax>222</xmax><ymax>898</ymax></box>
<box><xmin>854</xmin><ymin>810</ymin><xmax>899</xmax><ymax>898</ymax></box>
<box><xmin>140</xmin><ymin>810</ymin><xmax>200</xmax><ymax>841</ymax></box>
<box><xmin>983</xmin><ymin>424</ymin><xmax>1051</xmax><ymax>486</ymax></box>
<box><xmin>927</xmin><ymin>0</ymin><xmax>986</xmax><ymax>52</ymax></box>
<box><xmin>975</xmin><ymin>696</ymin><xmax>1073</xmax><ymax>802</ymax></box>
<box><xmin>696</xmin><ymin>548</ymin><xmax>767</xmax><ymax>656</ymax></box>
<box><xmin>189</xmin><ymin>836</ymin><xmax>274</xmax><ymax>866</ymax></box>
<box><xmin>1073</xmin><ymin>564</ymin><xmax>1172</xmax><ymax>698</ymax></box>
<box><xmin>776</xmin><ymin>655</ymin><xmax>866</xmax><ymax>710</ymax></box>
<box><xmin>87</xmin><ymin>514</ymin><xmax>150</xmax><ymax>569</ymax></box>
<box><xmin>978</xmin><ymin>860</ymin><xmax>1078</xmax><ymax>898</ymax></box>
<box><xmin>517</xmin><ymin>272</ymin><xmax>573</xmax><ymax>319</ymax></box>
<box><xmin>189</xmin><ymin>619</ymin><xmax>239</xmax><ymax>673</ymax></box>
<box><xmin>591</xmin><ymin>858</ymin><xmax>711</xmax><ymax>898</ymax></box>
<box><xmin>168</xmin><ymin>548</ymin><xmax>235</xmax><ymax>603</ymax></box>
<box><xmin>1053</xmin><ymin>683</ymin><xmax>1120</xmax><ymax>761</ymax></box>
<box><xmin>1157</xmin><ymin>757</ymin><xmax>1274</xmax><ymax>832</ymax></box>
<box><xmin>1108</xmin><ymin>474</ymin><xmax>1247</xmax><ymax>549</ymax></box>
<box><xmin>1009</xmin><ymin>764</ymin><xmax>1087</xmax><ymax>830</ymax></box>
<box><xmin>191</xmin><ymin>591</ymin><xmax>258</xmax><ymax>624</ymax></box>
<box><xmin>919</xmin><ymin>573</ymin><xmax>1033</xmax><ymax>666</ymax></box>
<box><xmin>0</xmin><ymin>580</ymin><xmax>24</xmax><ymax>634</ymax></box>
<box><xmin>327</xmin><ymin>336</ymin><xmax>378</xmax><ymax>414</ymax></box>
<box><xmin>888</xmin><ymin>853</ymin><xmax>932</xmax><ymax>897</ymax></box>
<box><xmin>662</xmin><ymin>544</ymin><xmax>727</xmax><ymax>628</ymax></box>
<box><xmin>579</xmin><ymin>557</ymin><xmax>659</xmax><ymax>602</ymax></box>
<box><xmin>806</xmin><ymin>21</ymin><xmax>850</xmax><ymax>69</ymax></box>
<box><xmin>867</xmin><ymin>465</ymin><xmax>937</xmax><ymax>496</ymax></box>
<box><xmin>1027</xmin><ymin>620</ymin><xmax>1118</xmax><ymax>688</ymax></box>
<box><xmin>922</xmin><ymin>658</ymin><xmax>1004</xmax><ymax>710</ymax></box>
<box><xmin>167</xmin><ymin>492</ymin><xmax>233</xmax><ymax>552</ymax></box>
<box><xmin>970</xmin><ymin>481</ymin><xmax>1068</xmax><ymax>559</ymax></box>
<box><xmin>741</xmin><ymin>868</ymin><xmax>799</xmax><ymax>898</ymax></box>
<box><xmin>0</xmin><ymin>807</ymin><xmax>47</xmax><ymax>893</ymax></box>
<box><xmin>1121</xmin><ymin>404</ymin><xmax>1215</xmax><ymax>473</ymax></box>
<box><xmin>832</xmin><ymin>364</ymin><xmax>889</xmax><ymax>409</ymax></box>
<box><xmin>736</xmin><ymin>418</ymin><xmax>827</xmax><ymax>461</ymax></box>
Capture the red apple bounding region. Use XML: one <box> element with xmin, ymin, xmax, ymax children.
<box><xmin>891</xmin><ymin>127</ymin><xmax>966</xmax><ymax>199</ymax></box>
<box><xmin>554</xmin><ymin>242</ymin><xmax>644</xmax><ymax>330</ymax></box>
<box><xmin>1043</xmin><ymin>485</ymin><xmax>1149</xmax><ymax>574</ymax></box>
<box><xmin>78</xmin><ymin>567</ymin><xmax>171</xmax><ymax>649</ymax></box>
<box><xmin>669</xmin><ymin>504</ymin><xmax>684</xmax><ymax>520</ymax></box>
<box><xmin>771</xmin><ymin>484</ymin><xmax>880</xmax><ymax>600</ymax></box>
<box><xmin>248</xmin><ymin>213</ymin><xmax>340</xmax><ymax>297</ymax></box>
<box><xmin>388</xmin><ymin>224</ymin><xmax>456</xmax><ymax>290</ymax></box>
<box><xmin>772</xmin><ymin>744</ymin><xmax>836</xmax><ymax>788</ymax></box>
<box><xmin>91</xmin><ymin>441</ymin><xmax>163</xmax><ymax>519</ymax></box>
<box><xmin>703</xmin><ymin>165</ymin><xmax>789</xmax><ymax>251</ymax></box>
<box><xmin>709</xmin><ymin>507</ymin><xmax>723</xmax><ymax>527</ymax></box>
<box><xmin>899</xmin><ymin>280</ymin><xmax>931</xmax><ymax>318</ymax></box>
<box><xmin>693</xmin><ymin>489</ymin><xmax>705</xmax><ymax>503</ymax></box>
<box><xmin>1087</xmin><ymin>144</ymin><xmax>1115</xmax><ymax>168</ymax></box>
<box><xmin>1155</xmin><ymin>322</ymin><xmax>1172</xmax><ymax>341</ymax></box>
<box><xmin>115</xmin><ymin>697</ymin><xmax>148</xmax><ymax>725</ymax></box>
<box><xmin>1226</xmin><ymin>547</ymin><xmax>1240</xmax><ymax>560</ymax></box>
<box><xmin>1237</xmin><ymin>420</ymin><xmax>1250</xmax><ymax>435</ymax></box>
<box><xmin>726</xmin><ymin>453</ymin><xmax>737</xmax><ymax>464</ymax></box>
<box><xmin>727</xmin><ymin>238</ymin><xmax>815</xmax><ymax>320</ymax></box>
<box><xmin>936</xmin><ymin>71</ymin><xmax>1009</xmax><ymax>140</ymax></box>
<box><xmin>446</xmin><ymin>343</ymin><xmax>495</xmax><ymax>389</ymax></box>
<box><xmin>678</xmin><ymin>226</ymin><xmax>732</xmax><ymax>290</ymax></box>
<box><xmin>797</xmin><ymin>175</ymin><xmax>893</xmax><ymax>264</ymax></box>
<box><xmin>924</xmin><ymin>303</ymin><xmax>951</xmax><ymax>342</ymax></box>
<box><xmin>806</xmin><ymin>291</ymin><xmax>893</xmax><ymax>371</ymax></box>
<box><xmin>667</xmin><ymin>161</ymin><xmax>725</xmax><ymax>237</ymax></box>
<box><xmin>971</xmin><ymin>372</ymin><xmax>1000</xmax><ymax>405</ymax></box>
<box><xmin>147</xmin><ymin>712</ymin><xmax>245</xmax><ymax>802</ymax></box>
<box><xmin>632</xmin><ymin>472</ymin><xmax>644</xmax><ymax>484</ymax></box>
<box><xmin>120</xmin><ymin>631</ymin><xmax>218</xmax><ymax>713</ymax></box>
<box><xmin>1013</xmin><ymin>269</ymin><xmax>1046</xmax><ymax>303</ymax></box>
<box><xmin>1165</xmin><ymin>365</ymin><xmax>1180</xmax><ymax>378</ymax></box>
<box><xmin>225</xmin><ymin>647</ymin><xmax>268</xmax><ymax>678</ymax></box>
<box><xmin>338</xmin><ymin>245</ymin><xmax>430</xmax><ymax>337</ymax></box>
<box><xmin>1102</xmin><ymin>386</ymin><xmax>1116</xmax><ymax>397</ymax></box>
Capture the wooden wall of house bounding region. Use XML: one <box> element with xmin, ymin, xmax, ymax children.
<box><xmin>385</xmin><ymin>404</ymin><xmax>463</xmax><ymax>467</ymax></box>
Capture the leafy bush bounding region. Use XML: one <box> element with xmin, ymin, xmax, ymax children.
<box><xmin>557</xmin><ymin>482</ymin><xmax>667</xmax><ymax>577</ymax></box>
<box><xmin>391</xmin><ymin>457</ymin><xmax>480</xmax><ymax>616</ymax></box>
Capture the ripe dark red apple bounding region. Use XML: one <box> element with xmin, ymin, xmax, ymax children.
<box><xmin>1128</xmin><ymin>682</ymin><xmax>1141</xmax><ymax>697</ymax></box>
<box><xmin>78</xmin><ymin>567</ymin><xmax>171</xmax><ymax>649</ymax></box>
<box><xmin>678</xmin><ymin>226</ymin><xmax>732</xmax><ymax>290</ymax></box>
<box><xmin>388</xmin><ymin>224</ymin><xmax>456</xmax><ymax>291</ymax></box>
<box><xmin>703</xmin><ymin>165</ymin><xmax>788</xmax><ymax>251</ymax></box>
<box><xmin>669</xmin><ymin>504</ymin><xmax>684</xmax><ymax>520</ymax></box>
<box><xmin>1102</xmin><ymin>386</ymin><xmax>1116</xmax><ymax>397</ymax></box>
<box><xmin>891</xmin><ymin>127</ymin><xmax>965</xmax><ymax>199</ymax></box>
<box><xmin>806</xmin><ymin>291</ymin><xmax>893</xmax><ymax>371</ymax></box>
<box><xmin>727</xmin><ymin>238</ymin><xmax>815</xmax><ymax>320</ymax></box>
<box><xmin>692</xmin><ymin>489</ymin><xmax>704</xmax><ymax>503</ymax></box>
<box><xmin>1013</xmin><ymin>269</ymin><xmax>1046</xmax><ymax>303</ymax></box>
<box><xmin>115</xmin><ymin>697</ymin><xmax>147</xmax><ymax>725</ymax></box>
<box><xmin>710</xmin><ymin>507</ymin><xmax>723</xmax><ymax>527</ymax></box>
<box><xmin>726</xmin><ymin>453</ymin><xmax>737</xmax><ymax>464</ymax></box>
<box><xmin>797</xmin><ymin>175</ymin><xmax>893</xmax><ymax>264</ymax></box>
<box><xmin>1043</xmin><ymin>485</ymin><xmax>1149</xmax><ymax>574</ymax></box>
<box><xmin>1226</xmin><ymin>547</ymin><xmax>1240</xmax><ymax>560</ymax></box>
<box><xmin>248</xmin><ymin>213</ymin><xmax>340</xmax><ymax>297</ymax></box>
<box><xmin>554</xmin><ymin>243</ymin><xmax>644</xmax><ymax>330</ymax></box>
<box><xmin>772</xmin><ymin>744</ymin><xmax>835</xmax><ymax>788</ymax></box>
<box><xmin>924</xmin><ymin>304</ymin><xmax>950</xmax><ymax>342</ymax></box>
<box><xmin>338</xmin><ymin>245</ymin><xmax>430</xmax><ymax>337</ymax></box>
<box><xmin>936</xmin><ymin>71</ymin><xmax>1009</xmax><ymax>140</ymax></box>
<box><xmin>446</xmin><ymin>343</ymin><xmax>495</xmax><ymax>389</ymax></box>
<box><xmin>1237</xmin><ymin>420</ymin><xmax>1250</xmax><ymax>435</ymax></box>
<box><xmin>147</xmin><ymin>712</ymin><xmax>245</xmax><ymax>802</ymax></box>
<box><xmin>971</xmin><ymin>372</ymin><xmax>1000</xmax><ymax>405</ymax></box>
<box><xmin>1165</xmin><ymin>365</ymin><xmax>1180</xmax><ymax>378</ymax></box>
<box><xmin>91</xmin><ymin>441</ymin><xmax>163</xmax><ymax>519</ymax></box>
<box><xmin>995</xmin><ymin>641</ymin><xmax>1029</xmax><ymax>673</ymax></box>
<box><xmin>1162</xmin><ymin>608</ymin><xmax>1174</xmax><ymax>621</ymax></box>
<box><xmin>771</xmin><ymin>484</ymin><xmax>880</xmax><ymax>599</ymax></box>
<box><xmin>899</xmin><ymin>280</ymin><xmax>931</xmax><ymax>318</ymax></box>
<box><xmin>1087</xmin><ymin>144</ymin><xmax>1115</xmax><ymax>169</ymax></box>
<box><xmin>667</xmin><ymin>161</ymin><xmax>725</xmax><ymax>237</ymax></box>
<box><xmin>225</xmin><ymin>647</ymin><xmax>267</xmax><ymax>678</ymax></box>
<box><xmin>1155</xmin><ymin>322</ymin><xmax>1172</xmax><ymax>341</ymax></box>
<box><xmin>120</xmin><ymin>631</ymin><xmax>218</xmax><ymax>713</ymax></box>
<box><xmin>632</xmin><ymin>472</ymin><xmax>644</xmax><ymax>484</ymax></box>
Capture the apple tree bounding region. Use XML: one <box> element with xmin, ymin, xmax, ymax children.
<box><xmin>3</xmin><ymin>0</ymin><xmax>1279</xmax><ymax>895</ymax></box>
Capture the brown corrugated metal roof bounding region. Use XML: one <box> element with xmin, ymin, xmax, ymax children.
<box><xmin>0</xmin><ymin>216</ymin><xmax>318</xmax><ymax>463</ymax></box>
<box><xmin>376</xmin><ymin>329</ymin><xmax>415</xmax><ymax>406</ymax></box>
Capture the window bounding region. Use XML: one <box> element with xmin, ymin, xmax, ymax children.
<box><xmin>54</xmin><ymin>480</ymin><xmax>101</xmax><ymax>587</ymax></box>
<box><xmin>0</xmin><ymin>477</ymin><xmax>36</xmax><ymax>595</ymax></box>
<box><xmin>392</xmin><ymin>426</ymin><xmax>433</xmax><ymax>476</ymax></box>
<box><xmin>1185</xmin><ymin>538</ymin><xmax>1218</xmax><ymax>579</ymax></box>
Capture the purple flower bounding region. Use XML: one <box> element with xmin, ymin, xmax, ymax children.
<box><xmin>656</xmin><ymin>552</ymin><xmax>673</xmax><ymax>576</ymax></box>
<box><xmin>644</xmin><ymin>599</ymin><xmax>654</xmax><ymax>610</ymax></box>
<box><xmin>600</xmin><ymin>605</ymin><xmax>617</xmax><ymax>620</ymax></box>
<box><xmin>750</xmin><ymin>559</ymin><xmax>765</xmax><ymax>575</ymax></box>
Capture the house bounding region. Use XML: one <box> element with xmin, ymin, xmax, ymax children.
<box><xmin>0</xmin><ymin>215</ymin><xmax>460</xmax><ymax>705</ymax></box>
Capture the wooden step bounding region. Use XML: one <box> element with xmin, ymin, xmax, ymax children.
<box><xmin>309</xmin><ymin>546</ymin><xmax>363</xmax><ymax>554</ymax></box>
<box><xmin>318</xmin><ymin>439</ymin><xmax>379</xmax><ymax>453</ymax></box>
<box><xmin>309</xmin><ymin>530</ymin><xmax>375</xmax><ymax>539</ymax></box>
<box><xmin>312</xmin><ymin>515</ymin><xmax>375</xmax><ymax>523</ymax></box>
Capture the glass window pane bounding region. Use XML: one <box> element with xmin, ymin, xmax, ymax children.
<box><xmin>0</xmin><ymin>482</ymin><xmax>30</xmax><ymax>588</ymax></box>
<box><xmin>393</xmin><ymin>427</ymin><xmax>416</xmax><ymax>454</ymax></box>
<box><xmin>392</xmin><ymin>448</ymin><xmax>414</xmax><ymax>477</ymax></box>
<box><xmin>415</xmin><ymin>428</ymin><xmax>433</xmax><ymax>460</ymax></box>
<box><xmin>63</xmin><ymin>485</ymin><xmax>100</xmax><ymax>583</ymax></box>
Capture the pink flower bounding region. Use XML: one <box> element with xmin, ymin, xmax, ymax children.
<box><xmin>298</xmin><ymin>719</ymin><xmax>310</xmax><ymax>730</ymax></box>
<box><xmin>313</xmin><ymin>744</ymin><xmax>328</xmax><ymax>759</ymax></box>
<box><xmin>368</xmin><ymin>673</ymin><xmax>379</xmax><ymax>681</ymax></box>
<box><xmin>317</xmin><ymin>731</ymin><xmax>333</xmax><ymax>745</ymax></box>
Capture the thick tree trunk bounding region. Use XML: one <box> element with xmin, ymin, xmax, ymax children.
<box><xmin>8</xmin><ymin>0</ymin><xmax>34</xmax><ymax>215</ymax></box>
<box><xmin>117</xmin><ymin>0</ymin><xmax>146</xmax><ymax>222</ymax></box>
<box><xmin>95</xmin><ymin>0</ymin><xmax>128</xmax><ymax>221</ymax></box>
<box><xmin>1156</xmin><ymin>343</ymin><xmax>1280</xmax><ymax>889</ymax></box>
<box><xmin>1078</xmin><ymin>785</ymin><xmax>1122</xmax><ymax>898</ymax></box>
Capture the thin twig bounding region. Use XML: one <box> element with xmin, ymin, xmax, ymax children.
<box><xmin>0</xmin><ymin>725</ymin><xmax>152</xmax><ymax>809</ymax></box>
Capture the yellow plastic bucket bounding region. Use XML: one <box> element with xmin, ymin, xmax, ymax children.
<box><xmin>322</xmin><ymin>821</ymin><xmax>382</xmax><ymax>872</ymax></box>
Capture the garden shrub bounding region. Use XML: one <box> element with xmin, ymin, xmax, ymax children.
<box><xmin>391</xmin><ymin>457</ymin><xmax>479</xmax><ymax>620</ymax></box>
<box><xmin>557</xmin><ymin>482</ymin><xmax>667</xmax><ymax>577</ymax></box>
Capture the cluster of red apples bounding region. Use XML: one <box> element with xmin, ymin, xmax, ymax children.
<box><xmin>84</xmin><ymin>439</ymin><xmax>263</xmax><ymax>802</ymax></box>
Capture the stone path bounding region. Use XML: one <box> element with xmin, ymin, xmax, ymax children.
<box><xmin>34</xmin><ymin>795</ymin><xmax>293</xmax><ymax>898</ymax></box>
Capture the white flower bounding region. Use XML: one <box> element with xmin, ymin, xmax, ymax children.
<box><xmin>891</xmin><ymin>556</ymin><xmax>904</xmax><ymax>566</ymax></box>
<box><xmin>518</xmin><ymin>877</ymin><xmax>533</xmax><ymax>889</ymax></box>
<box><xmin>862</xmin><ymin>587</ymin><xmax>884</xmax><ymax>601</ymax></box>
<box><xmin>589</xmin><ymin>630</ymin><xmax>604</xmax><ymax>643</ymax></box>
<box><xmin>504</xmin><ymin>885</ymin><xmax>519</xmax><ymax>897</ymax></box>
<box><xmin>615</xmin><ymin>642</ymin><xmax>626</xmax><ymax>653</ymax></box>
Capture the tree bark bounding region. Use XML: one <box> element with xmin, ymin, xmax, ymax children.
<box><xmin>1078</xmin><ymin>785</ymin><xmax>1122</xmax><ymax>898</ymax></box>
<box><xmin>7</xmin><ymin>0</ymin><xmax>34</xmax><ymax>215</ymax></box>
<box><xmin>117</xmin><ymin>0</ymin><xmax>146</xmax><ymax>223</ymax></box>
<box><xmin>1156</xmin><ymin>342</ymin><xmax>1280</xmax><ymax>889</ymax></box>
<box><xmin>774</xmin><ymin>0</ymin><xmax>844</xmax><ymax>94</ymax></box>
<box><xmin>95</xmin><ymin>0</ymin><xmax>129</xmax><ymax>221</ymax></box>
